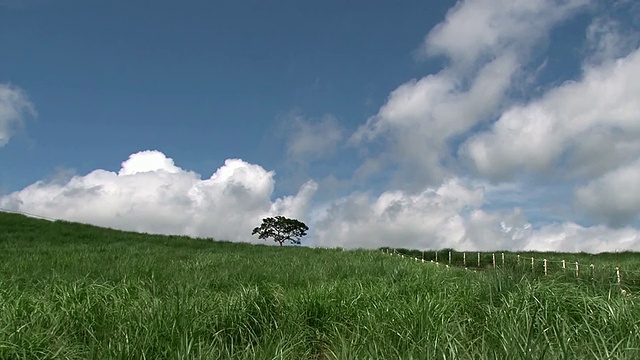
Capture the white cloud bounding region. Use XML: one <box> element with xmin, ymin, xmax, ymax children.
<box><xmin>420</xmin><ymin>0</ymin><xmax>590</xmax><ymax>68</ymax></box>
<box><xmin>3</xmin><ymin>150</ymin><xmax>637</xmax><ymax>252</ymax></box>
<box><xmin>461</xmin><ymin>208</ymin><xmax>531</xmax><ymax>250</ymax></box>
<box><xmin>352</xmin><ymin>54</ymin><xmax>518</xmax><ymax>184</ymax></box>
<box><xmin>463</xmin><ymin>47</ymin><xmax>640</xmax><ymax>181</ymax></box>
<box><xmin>311</xmin><ymin>178</ymin><xmax>640</xmax><ymax>252</ymax></box>
<box><xmin>118</xmin><ymin>150</ymin><xmax>183</xmax><ymax>175</ymax></box>
<box><xmin>586</xmin><ymin>17</ymin><xmax>638</xmax><ymax>64</ymax></box>
<box><xmin>0</xmin><ymin>83</ymin><xmax>35</xmax><ymax>147</ymax></box>
<box><xmin>0</xmin><ymin>150</ymin><xmax>317</xmax><ymax>242</ymax></box>
<box><xmin>575</xmin><ymin>159</ymin><xmax>640</xmax><ymax>227</ymax></box>
<box><xmin>312</xmin><ymin>179</ymin><xmax>484</xmax><ymax>250</ymax></box>
<box><xmin>352</xmin><ymin>0</ymin><xmax>589</xmax><ymax>186</ymax></box>
<box><xmin>522</xmin><ymin>223</ymin><xmax>640</xmax><ymax>253</ymax></box>
<box><xmin>285</xmin><ymin>113</ymin><xmax>344</xmax><ymax>163</ymax></box>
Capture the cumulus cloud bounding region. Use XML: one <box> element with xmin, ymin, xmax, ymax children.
<box><xmin>420</xmin><ymin>0</ymin><xmax>590</xmax><ymax>68</ymax></box>
<box><xmin>522</xmin><ymin>223</ymin><xmax>640</xmax><ymax>253</ymax></box>
<box><xmin>118</xmin><ymin>150</ymin><xmax>183</xmax><ymax>175</ymax></box>
<box><xmin>2</xmin><ymin>149</ymin><xmax>637</xmax><ymax>252</ymax></box>
<box><xmin>0</xmin><ymin>83</ymin><xmax>35</xmax><ymax>147</ymax></box>
<box><xmin>575</xmin><ymin>159</ymin><xmax>640</xmax><ymax>227</ymax></box>
<box><xmin>352</xmin><ymin>0</ymin><xmax>588</xmax><ymax>185</ymax></box>
<box><xmin>463</xmin><ymin>47</ymin><xmax>640</xmax><ymax>181</ymax></box>
<box><xmin>352</xmin><ymin>54</ymin><xmax>518</xmax><ymax>184</ymax></box>
<box><xmin>285</xmin><ymin>113</ymin><xmax>344</xmax><ymax>164</ymax></box>
<box><xmin>462</xmin><ymin>208</ymin><xmax>532</xmax><ymax>250</ymax></box>
<box><xmin>0</xmin><ymin>150</ymin><xmax>317</xmax><ymax>242</ymax></box>
<box><xmin>586</xmin><ymin>17</ymin><xmax>639</xmax><ymax>64</ymax></box>
<box><xmin>311</xmin><ymin>178</ymin><xmax>640</xmax><ymax>252</ymax></box>
<box><xmin>312</xmin><ymin>179</ymin><xmax>483</xmax><ymax>250</ymax></box>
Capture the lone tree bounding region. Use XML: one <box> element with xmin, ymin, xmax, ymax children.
<box><xmin>252</xmin><ymin>216</ymin><xmax>308</xmax><ymax>246</ymax></box>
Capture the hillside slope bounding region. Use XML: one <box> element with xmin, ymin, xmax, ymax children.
<box><xmin>1</xmin><ymin>212</ymin><xmax>639</xmax><ymax>359</ymax></box>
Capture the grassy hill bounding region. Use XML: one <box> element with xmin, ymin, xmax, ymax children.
<box><xmin>1</xmin><ymin>212</ymin><xmax>640</xmax><ymax>359</ymax></box>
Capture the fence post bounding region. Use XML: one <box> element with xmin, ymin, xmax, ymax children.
<box><xmin>463</xmin><ymin>252</ymin><xmax>466</xmax><ymax>267</ymax></box>
<box><xmin>435</xmin><ymin>251</ymin><xmax>438</xmax><ymax>263</ymax></box>
<box><xmin>422</xmin><ymin>251</ymin><xmax>425</xmax><ymax>261</ymax></box>
<box><xmin>517</xmin><ymin>254</ymin><xmax>520</xmax><ymax>265</ymax></box>
<box><xmin>543</xmin><ymin>259</ymin><xmax>548</xmax><ymax>276</ymax></box>
<box><xmin>492</xmin><ymin>253</ymin><xmax>496</xmax><ymax>269</ymax></box>
<box><xmin>449</xmin><ymin>251</ymin><xmax>452</xmax><ymax>266</ymax></box>
<box><xmin>562</xmin><ymin>259</ymin><xmax>566</xmax><ymax>272</ymax></box>
<box><xmin>575</xmin><ymin>262</ymin><xmax>579</xmax><ymax>277</ymax></box>
<box><xmin>477</xmin><ymin>252</ymin><xmax>481</xmax><ymax>267</ymax></box>
<box><xmin>616</xmin><ymin>267</ymin><xmax>622</xmax><ymax>288</ymax></box>
<box><xmin>502</xmin><ymin>253</ymin><xmax>505</xmax><ymax>267</ymax></box>
<box><xmin>531</xmin><ymin>257</ymin><xmax>535</xmax><ymax>272</ymax></box>
<box><xmin>590</xmin><ymin>264</ymin><xmax>595</xmax><ymax>278</ymax></box>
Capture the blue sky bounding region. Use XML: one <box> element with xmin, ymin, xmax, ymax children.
<box><xmin>1</xmin><ymin>0</ymin><xmax>451</xmax><ymax>192</ymax></box>
<box><xmin>2</xmin><ymin>0</ymin><xmax>640</xmax><ymax>252</ymax></box>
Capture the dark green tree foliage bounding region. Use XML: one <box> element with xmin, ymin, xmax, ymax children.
<box><xmin>252</xmin><ymin>216</ymin><xmax>308</xmax><ymax>246</ymax></box>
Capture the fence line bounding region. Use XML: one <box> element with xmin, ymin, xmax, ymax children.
<box><xmin>382</xmin><ymin>248</ymin><xmax>640</xmax><ymax>294</ymax></box>
<box><xmin>3</xmin><ymin>207</ymin><xmax>638</xmax><ymax>294</ymax></box>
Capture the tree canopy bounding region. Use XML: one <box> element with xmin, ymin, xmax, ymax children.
<box><xmin>251</xmin><ymin>216</ymin><xmax>308</xmax><ymax>246</ymax></box>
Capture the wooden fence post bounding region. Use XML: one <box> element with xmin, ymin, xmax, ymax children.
<box><xmin>575</xmin><ymin>262</ymin><xmax>579</xmax><ymax>277</ymax></box>
<box><xmin>517</xmin><ymin>254</ymin><xmax>520</xmax><ymax>265</ymax></box>
<box><xmin>449</xmin><ymin>251</ymin><xmax>452</xmax><ymax>266</ymax></box>
<box><xmin>531</xmin><ymin>257</ymin><xmax>535</xmax><ymax>272</ymax></box>
<box><xmin>478</xmin><ymin>252</ymin><xmax>481</xmax><ymax>268</ymax></box>
<box><xmin>463</xmin><ymin>252</ymin><xmax>466</xmax><ymax>267</ymax></box>
<box><xmin>590</xmin><ymin>264</ymin><xmax>595</xmax><ymax>278</ymax></box>
<box><xmin>435</xmin><ymin>251</ymin><xmax>438</xmax><ymax>263</ymax></box>
<box><xmin>492</xmin><ymin>253</ymin><xmax>496</xmax><ymax>269</ymax></box>
<box><xmin>616</xmin><ymin>267</ymin><xmax>622</xmax><ymax>287</ymax></box>
<box><xmin>502</xmin><ymin>253</ymin><xmax>505</xmax><ymax>267</ymax></box>
<box><xmin>543</xmin><ymin>259</ymin><xmax>548</xmax><ymax>276</ymax></box>
<box><xmin>562</xmin><ymin>259</ymin><xmax>566</xmax><ymax>272</ymax></box>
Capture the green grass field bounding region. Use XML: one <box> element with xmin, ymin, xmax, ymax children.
<box><xmin>1</xmin><ymin>212</ymin><xmax>640</xmax><ymax>359</ymax></box>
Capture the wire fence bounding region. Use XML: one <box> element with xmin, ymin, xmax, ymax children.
<box><xmin>382</xmin><ymin>248</ymin><xmax>640</xmax><ymax>295</ymax></box>
<box><xmin>2</xmin><ymin>207</ymin><xmax>640</xmax><ymax>294</ymax></box>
